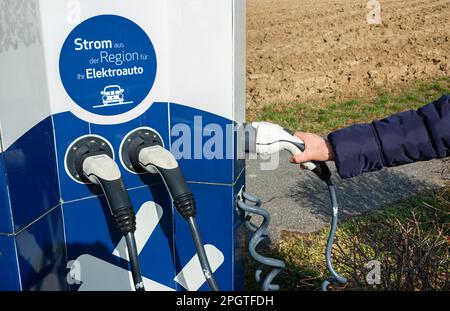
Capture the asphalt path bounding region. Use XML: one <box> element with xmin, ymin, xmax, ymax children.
<box><xmin>245</xmin><ymin>152</ymin><xmax>449</xmax><ymax>242</ymax></box>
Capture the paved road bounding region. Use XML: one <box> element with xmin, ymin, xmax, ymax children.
<box><xmin>245</xmin><ymin>152</ymin><xmax>449</xmax><ymax>242</ymax></box>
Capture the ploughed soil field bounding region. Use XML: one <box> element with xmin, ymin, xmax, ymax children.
<box><xmin>247</xmin><ymin>0</ymin><xmax>450</xmax><ymax>114</ymax></box>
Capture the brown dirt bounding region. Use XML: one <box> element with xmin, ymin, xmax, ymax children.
<box><xmin>247</xmin><ymin>0</ymin><xmax>450</xmax><ymax>113</ymax></box>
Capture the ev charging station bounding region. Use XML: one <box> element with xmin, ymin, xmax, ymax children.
<box><xmin>0</xmin><ymin>0</ymin><xmax>247</xmax><ymax>291</ymax></box>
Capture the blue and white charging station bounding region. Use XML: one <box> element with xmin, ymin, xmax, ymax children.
<box><xmin>0</xmin><ymin>0</ymin><xmax>246</xmax><ymax>291</ymax></box>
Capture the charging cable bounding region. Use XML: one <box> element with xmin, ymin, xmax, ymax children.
<box><xmin>122</xmin><ymin>131</ymin><xmax>219</xmax><ymax>291</ymax></box>
<box><xmin>243</xmin><ymin>122</ymin><xmax>347</xmax><ymax>291</ymax></box>
<box><xmin>67</xmin><ymin>137</ymin><xmax>145</xmax><ymax>292</ymax></box>
<box><xmin>139</xmin><ymin>146</ymin><xmax>219</xmax><ymax>291</ymax></box>
<box><xmin>237</xmin><ymin>191</ymin><xmax>285</xmax><ymax>291</ymax></box>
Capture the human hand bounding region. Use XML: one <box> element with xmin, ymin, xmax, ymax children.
<box><xmin>290</xmin><ymin>132</ymin><xmax>335</xmax><ymax>165</ymax></box>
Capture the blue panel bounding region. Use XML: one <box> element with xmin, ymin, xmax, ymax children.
<box><xmin>4</xmin><ymin>117</ymin><xmax>60</xmax><ymax>231</ymax></box>
<box><xmin>173</xmin><ymin>183</ymin><xmax>234</xmax><ymax>291</ymax></box>
<box><xmin>0</xmin><ymin>154</ymin><xmax>13</xmax><ymax>234</ymax></box>
<box><xmin>53</xmin><ymin>112</ymin><xmax>95</xmax><ymax>202</ymax></box>
<box><xmin>15</xmin><ymin>206</ymin><xmax>66</xmax><ymax>291</ymax></box>
<box><xmin>31</xmin><ymin>103</ymin><xmax>243</xmax><ymax>291</ymax></box>
<box><xmin>170</xmin><ymin>103</ymin><xmax>234</xmax><ymax>184</ymax></box>
<box><xmin>90</xmin><ymin>102</ymin><xmax>171</xmax><ymax>190</ymax></box>
<box><xmin>62</xmin><ymin>184</ymin><xmax>176</xmax><ymax>290</ymax></box>
<box><xmin>0</xmin><ymin>235</ymin><xmax>20</xmax><ymax>290</ymax></box>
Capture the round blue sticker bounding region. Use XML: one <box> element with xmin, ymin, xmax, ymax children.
<box><xmin>60</xmin><ymin>15</ymin><xmax>157</xmax><ymax>117</ymax></box>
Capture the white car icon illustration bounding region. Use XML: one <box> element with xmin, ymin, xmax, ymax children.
<box><xmin>100</xmin><ymin>85</ymin><xmax>125</xmax><ymax>105</ymax></box>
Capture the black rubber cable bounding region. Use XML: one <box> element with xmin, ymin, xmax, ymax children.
<box><xmin>187</xmin><ymin>217</ymin><xmax>220</xmax><ymax>291</ymax></box>
<box><xmin>238</xmin><ymin>192</ymin><xmax>285</xmax><ymax>291</ymax></box>
<box><xmin>125</xmin><ymin>232</ymin><xmax>145</xmax><ymax>291</ymax></box>
<box><xmin>125</xmin><ymin>142</ymin><xmax>220</xmax><ymax>291</ymax></box>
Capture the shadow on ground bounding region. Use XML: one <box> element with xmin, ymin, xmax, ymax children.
<box><xmin>290</xmin><ymin>167</ymin><xmax>437</xmax><ymax>220</ymax></box>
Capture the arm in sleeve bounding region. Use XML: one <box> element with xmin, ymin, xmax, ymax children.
<box><xmin>327</xmin><ymin>94</ymin><xmax>450</xmax><ymax>179</ymax></box>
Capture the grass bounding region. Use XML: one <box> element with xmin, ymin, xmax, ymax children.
<box><xmin>245</xmin><ymin>183</ymin><xmax>450</xmax><ymax>291</ymax></box>
<box><xmin>254</xmin><ymin>76</ymin><xmax>450</xmax><ymax>134</ymax></box>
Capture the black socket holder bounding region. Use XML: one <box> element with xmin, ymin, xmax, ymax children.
<box><xmin>66</xmin><ymin>136</ymin><xmax>114</xmax><ymax>183</ymax></box>
<box><xmin>121</xmin><ymin>128</ymin><xmax>164</xmax><ymax>173</ymax></box>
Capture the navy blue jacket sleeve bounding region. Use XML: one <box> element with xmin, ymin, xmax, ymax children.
<box><xmin>327</xmin><ymin>94</ymin><xmax>450</xmax><ymax>179</ymax></box>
